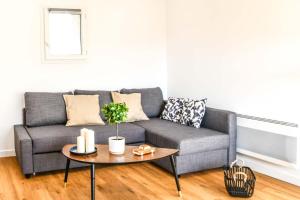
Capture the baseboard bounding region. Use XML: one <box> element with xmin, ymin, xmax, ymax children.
<box><xmin>237</xmin><ymin>153</ymin><xmax>300</xmax><ymax>186</ymax></box>
<box><xmin>0</xmin><ymin>149</ymin><xmax>15</xmax><ymax>157</ymax></box>
<box><xmin>237</xmin><ymin>148</ymin><xmax>297</xmax><ymax>168</ymax></box>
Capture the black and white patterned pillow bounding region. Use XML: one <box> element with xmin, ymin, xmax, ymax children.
<box><xmin>180</xmin><ymin>98</ymin><xmax>207</xmax><ymax>128</ymax></box>
<box><xmin>160</xmin><ymin>97</ymin><xmax>184</xmax><ymax>123</ymax></box>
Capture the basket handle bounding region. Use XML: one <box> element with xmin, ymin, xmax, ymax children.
<box><xmin>233</xmin><ymin>172</ymin><xmax>248</xmax><ymax>183</ymax></box>
<box><xmin>230</xmin><ymin>159</ymin><xmax>244</xmax><ymax>168</ymax></box>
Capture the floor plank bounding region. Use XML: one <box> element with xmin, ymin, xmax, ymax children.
<box><xmin>1</xmin><ymin>157</ymin><xmax>300</xmax><ymax>200</ymax></box>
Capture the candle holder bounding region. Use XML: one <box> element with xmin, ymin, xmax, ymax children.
<box><xmin>69</xmin><ymin>146</ymin><xmax>97</xmax><ymax>155</ymax></box>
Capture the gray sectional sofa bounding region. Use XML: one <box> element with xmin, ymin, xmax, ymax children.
<box><xmin>14</xmin><ymin>87</ymin><xmax>237</xmax><ymax>177</ymax></box>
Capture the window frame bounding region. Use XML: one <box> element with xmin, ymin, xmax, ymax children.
<box><xmin>43</xmin><ymin>7</ymin><xmax>87</xmax><ymax>62</ymax></box>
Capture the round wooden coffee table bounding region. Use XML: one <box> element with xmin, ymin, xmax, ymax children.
<box><xmin>62</xmin><ymin>144</ymin><xmax>181</xmax><ymax>200</ymax></box>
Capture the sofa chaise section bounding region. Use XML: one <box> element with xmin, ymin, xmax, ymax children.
<box><xmin>134</xmin><ymin>107</ymin><xmax>237</xmax><ymax>175</ymax></box>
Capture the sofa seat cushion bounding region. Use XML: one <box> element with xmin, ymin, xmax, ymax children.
<box><xmin>26</xmin><ymin>124</ymin><xmax>145</xmax><ymax>154</ymax></box>
<box><xmin>134</xmin><ymin>118</ymin><xmax>229</xmax><ymax>156</ymax></box>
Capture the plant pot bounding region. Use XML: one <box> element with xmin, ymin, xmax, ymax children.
<box><xmin>108</xmin><ymin>136</ymin><xmax>125</xmax><ymax>155</ymax></box>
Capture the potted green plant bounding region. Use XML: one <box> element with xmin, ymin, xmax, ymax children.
<box><xmin>102</xmin><ymin>102</ymin><xmax>128</xmax><ymax>154</ymax></box>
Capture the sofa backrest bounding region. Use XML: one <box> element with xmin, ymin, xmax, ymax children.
<box><xmin>74</xmin><ymin>90</ymin><xmax>113</xmax><ymax>120</ymax></box>
<box><xmin>24</xmin><ymin>87</ymin><xmax>164</xmax><ymax>127</ymax></box>
<box><xmin>24</xmin><ymin>92</ymin><xmax>72</xmax><ymax>127</ymax></box>
<box><xmin>120</xmin><ymin>87</ymin><xmax>164</xmax><ymax>118</ymax></box>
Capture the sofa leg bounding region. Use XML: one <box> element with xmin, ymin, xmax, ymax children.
<box><xmin>25</xmin><ymin>174</ymin><xmax>32</xmax><ymax>179</ymax></box>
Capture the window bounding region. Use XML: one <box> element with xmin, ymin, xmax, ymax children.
<box><xmin>43</xmin><ymin>8</ymin><xmax>87</xmax><ymax>61</ymax></box>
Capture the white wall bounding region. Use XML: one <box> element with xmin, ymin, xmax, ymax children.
<box><xmin>167</xmin><ymin>0</ymin><xmax>300</xmax><ymax>125</ymax></box>
<box><xmin>166</xmin><ymin>0</ymin><xmax>300</xmax><ymax>184</ymax></box>
<box><xmin>0</xmin><ymin>0</ymin><xmax>167</xmax><ymax>154</ymax></box>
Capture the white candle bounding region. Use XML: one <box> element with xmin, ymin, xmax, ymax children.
<box><xmin>80</xmin><ymin>128</ymin><xmax>88</xmax><ymax>153</ymax></box>
<box><xmin>85</xmin><ymin>130</ymin><xmax>95</xmax><ymax>153</ymax></box>
<box><xmin>80</xmin><ymin>128</ymin><xmax>88</xmax><ymax>138</ymax></box>
<box><xmin>77</xmin><ymin>136</ymin><xmax>85</xmax><ymax>153</ymax></box>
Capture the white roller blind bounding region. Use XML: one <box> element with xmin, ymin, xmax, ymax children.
<box><xmin>48</xmin><ymin>9</ymin><xmax>82</xmax><ymax>56</ymax></box>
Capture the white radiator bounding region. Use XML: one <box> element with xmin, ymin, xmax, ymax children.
<box><xmin>236</xmin><ymin>113</ymin><xmax>299</xmax><ymax>169</ymax></box>
<box><xmin>237</xmin><ymin>113</ymin><xmax>298</xmax><ymax>128</ymax></box>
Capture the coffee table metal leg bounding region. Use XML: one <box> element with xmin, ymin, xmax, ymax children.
<box><xmin>170</xmin><ymin>155</ymin><xmax>182</xmax><ymax>197</ymax></box>
<box><xmin>91</xmin><ymin>164</ymin><xmax>95</xmax><ymax>200</ymax></box>
<box><xmin>64</xmin><ymin>158</ymin><xmax>70</xmax><ymax>187</ymax></box>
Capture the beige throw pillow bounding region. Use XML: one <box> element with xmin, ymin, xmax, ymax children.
<box><xmin>63</xmin><ymin>95</ymin><xmax>105</xmax><ymax>126</ymax></box>
<box><xmin>111</xmin><ymin>92</ymin><xmax>149</xmax><ymax>122</ymax></box>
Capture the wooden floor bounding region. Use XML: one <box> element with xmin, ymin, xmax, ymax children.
<box><xmin>0</xmin><ymin>157</ymin><xmax>300</xmax><ymax>200</ymax></box>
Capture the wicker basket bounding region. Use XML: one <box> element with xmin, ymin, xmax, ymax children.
<box><xmin>224</xmin><ymin>159</ymin><xmax>256</xmax><ymax>198</ymax></box>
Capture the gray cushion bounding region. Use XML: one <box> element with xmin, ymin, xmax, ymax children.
<box><xmin>25</xmin><ymin>92</ymin><xmax>72</xmax><ymax>127</ymax></box>
<box><xmin>134</xmin><ymin>118</ymin><xmax>229</xmax><ymax>156</ymax></box>
<box><xmin>26</xmin><ymin>123</ymin><xmax>145</xmax><ymax>154</ymax></box>
<box><xmin>74</xmin><ymin>90</ymin><xmax>113</xmax><ymax>120</ymax></box>
<box><xmin>121</xmin><ymin>87</ymin><xmax>164</xmax><ymax>118</ymax></box>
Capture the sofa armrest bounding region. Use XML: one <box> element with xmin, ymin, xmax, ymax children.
<box><xmin>14</xmin><ymin>125</ymin><xmax>33</xmax><ymax>175</ymax></box>
<box><xmin>202</xmin><ymin>107</ymin><xmax>237</xmax><ymax>162</ymax></box>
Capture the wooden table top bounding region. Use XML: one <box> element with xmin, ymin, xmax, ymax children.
<box><xmin>62</xmin><ymin>144</ymin><xmax>178</xmax><ymax>164</ymax></box>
